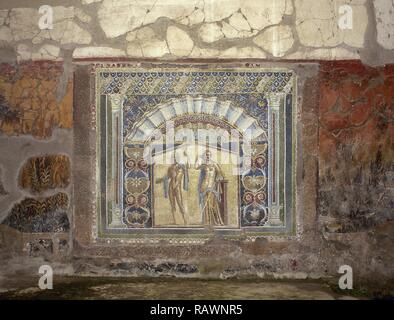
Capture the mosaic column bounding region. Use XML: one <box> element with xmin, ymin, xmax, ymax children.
<box><xmin>268</xmin><ymin>94</ymin><xmax>282</xmax><ymax>226</ymax></box>
<box><xmin>108</xmin><ymin>94</ymin><xmax>124</xmax><ymax>228</ymax></box>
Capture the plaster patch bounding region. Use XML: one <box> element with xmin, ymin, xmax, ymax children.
<box><xmin>82</xmin><ymin>0</ymin><xmax>102</xmax><ymax>4</ymax></box>
<box><xmin>374</xmin><ymin>0</ymin><xmax>394</xmax><ymax>49</ymax></box>
<box><xmin>0</xmin><ymin>10</ymin><xmax>8</xmax><ymax>26</ymax></box>
<box><xmin>16</xmin><ymin>44</ymin><xmax>61</xmax><ymax>61</ymax></box>
<box><xmin>241</xmin><ymin>0</ymin><xmax>287</xmax><ymax>30</ymax></box>
<box><xmin>286</xmin><ymin>47</ymin><xmax>360</xmax><ymax>60</ymax></box>
<box><xmin>253</xmin><ymin>25</ymin><xmax>294</xmax><ymax>57</ymax></box>
<box><xmin>221</xmin><ymin>21</ymin><xmax>257</xmax><ymax>39</ymax></box>
<box><xmin>189</xmin><ymin>46</ymin><xmax>220</xmax><ymax>58</ymax></box>
<box><xmin>220</xmin><ymin>46</ymin><xmax>266</xmax><ymax>59</ymax></box>
<box><xmin>98</xmin><ymin>0</ymin><xmax>198</xmax><ymax>38</ymax></box>
<box><xmin>10</xmin><ymin>6</ymin><xmax>92</xmax><ymax>45</ymax></box>
<box><xmin>9</xmin><ymin>8</ymin><xmax>39</xmax><ymax>42</ymax></box>
<box><xmin>203</xmin><ymin>0</ymin><xmax>241</xmax><ymax>23</ymax></box>
<box><xmin>199</xmin><ymin>23</ymin><xmax>224</xmax><ymax>43</ymax></box>
<box><xmin>73</xmin><ymin>47</ymin><xmax>126</xmax><ymax>58</ymax></box>
<box><xmin>126</xmin><ymin>27</ymin><xmax>169</xmax><ymax>58</ymax></box>
<box><xmin>229</xmin><ymin>12</ymin><xmax>251</xmax><ymax>32</ymax></box>
<box><xmin>184</xmin><ymin>8</ymin><xmax>205</xmax><ymax>26</ymax></box>
<box><xmin>295</xmin><ymin>0</ymin><xmax>368</xmax><ymax>48</ymax></box>
<box><xmin>166</xmin><ymin>26</ymin><xmax>194</xmax><ymax>57</ymax></box>
<box><xmin>0</xmin><ymin>26</ymin><xmax>12</xmax><ymax>45</ymax></box>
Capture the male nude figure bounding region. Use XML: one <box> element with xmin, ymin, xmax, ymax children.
<box><xmin>156</xmin><ymin>158</ymin><xmax>189</xmax><ymax>225</ymax></box>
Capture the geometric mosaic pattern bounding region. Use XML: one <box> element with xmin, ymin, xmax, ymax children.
<box><xmin>95</xmin><ymin>67</ymin><xmax>296</xmax><ymax>240</ymax></box>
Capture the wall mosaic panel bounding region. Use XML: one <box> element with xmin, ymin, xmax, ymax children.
<box><xmin>95</xmin><ymin>66</ymin><xmax>296</xmax><ymax>240</ymax></box>
<box><xmin>2</xmin><ymin>192</ymin><xmax>70</xmax><ymax>233</ymax></box>
<box><xmin>19</xmin><ymin>154</ymin><xmax>71</xmax><ymax>193</ymax></box>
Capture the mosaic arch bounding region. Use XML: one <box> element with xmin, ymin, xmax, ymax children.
<box><xmin>96</xmin><ymin>67</ymin><xmax>296</xmax><ymax>240</ymax></box>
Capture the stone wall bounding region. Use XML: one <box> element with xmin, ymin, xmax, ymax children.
<box><xmin>0</xmin><ymin>0</ymin><xmax>393</xmax><ymax>286</ymax></box>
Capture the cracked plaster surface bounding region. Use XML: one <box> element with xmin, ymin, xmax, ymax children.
<box><xmin>9</xmin><ymin>7</ymin><xmax>91</xmax><ymax>45</ymax></box>
<box><xmin>253</xmin><ymin>25</ymin><xmax>294</xmax><ymax>57</ymax></box>
<box><xmin>98</xmin><ymin>0</ymin><xmax>201</xmax><ymax>38</ymax></box>
<box><xmin>81</xmin><ymin>0</ymin><xmax>102</xmax><ymax>4</ymax></box>
<box><xmin>126</xmin><ymin>26</ymin><xmax>169</xmax><ymax>58</ymax></box>
<box><xmin>166</xmin><ymin>26</ymin><xmax>194</xmax><ymax>57</ymax></box>
<box><xmin>295</xmin><ymin>0</ymin><xmax>368</xmax><ymax>48</ymax></box>
<box><xmin>73</xmin><ymin>46</ymin><xmax>126</xmax><ymax>58</ymax></box>
<box><xmin>16</xmin><ymin>44</ymin><xmax>61</xmax><ymax>61</ymax></box>
<box><xmin>287</xmin><ymin>47</ymin><xmax>360</xmax><ymax>60</ymax></box>
<box><xmin>0</xmin><ymin>0</ymin><xmax>392</xmax><ymax>64</ymax></box>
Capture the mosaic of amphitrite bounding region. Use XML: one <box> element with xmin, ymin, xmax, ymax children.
<box><xmin>96</xmin><ymin>67</ymin><xmax>296</xmax><ymax>238</ymax></box>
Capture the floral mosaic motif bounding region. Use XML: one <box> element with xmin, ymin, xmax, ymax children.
<box><xmin>19</xmin><ymin>155</ymin><xmax>71</xmax><ymax>193</ymax></box>
<box><xmin>123</xmin><ymin>146</ymin><xmax>152</xmax><ymax>227</ymax></box>
<box><xmin>2</xmin><ymin>192</ymin><xmax>70</xmax><ymax>233</ymax></box>
<box><xmin>241</xmin><ymin>142</ymin><xmax>268</xmax><ymax>226</ymax></box>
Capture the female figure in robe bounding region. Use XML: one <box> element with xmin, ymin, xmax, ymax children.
<box><xmin>196</xmin><ymin>150</ymin><xmax>225</xmax><ymax>226</ymax></box>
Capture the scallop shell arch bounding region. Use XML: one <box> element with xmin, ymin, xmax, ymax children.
<box><xmin>126</xmin><ymin>96</ymin><xmax>268</xmax><ymax>143</ymax></box>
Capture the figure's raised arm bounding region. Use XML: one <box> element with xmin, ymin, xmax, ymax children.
<box><xmin>214</xmin><ymin>164</ymin><xmax>224</xmax><ymax>180</ymax></box>
<box><xmin>194</xmin><ymin>155</ymin><xmax>202</xmax><ymax>169</ymax></box>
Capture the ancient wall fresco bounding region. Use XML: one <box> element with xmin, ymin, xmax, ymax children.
<box><xmin>0</xmin><ymin>0</ymin><xmax>391</xmax><ymax>288</ymax></box>
<box><xmin>0</xmin><ymin>57</ymin><xmax>392</xmax><ymax>284</ymax></box>
<box><xmin>19</xmin><ymin>154</ymin><xmax>71</xmax><ymax>193</ymax></box>
<box><xmin>319</xmin><ymin>61</ymin><xmax>394</xmax><ymax>232</ymax></box>
<box><xmin>2</xmin><ymin>192</ymin><xmax>70</xmax><ymax>233</ymax></box>
<box><xmin>0</xmin><ymin>61</ymin><xmax>72</xmax><ymax>139</ymax></box>
<box><xmin>0</xmin><ymin>61</ymin><xmax>72</xmax><ymax>256</ymax></box>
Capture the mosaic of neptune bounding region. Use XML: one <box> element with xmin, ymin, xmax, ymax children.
<box><xmin>98</xmin><ymin>68</ymin><xmax>295</xmax><ymax>236</ymax></box>
<box><xmin>123</xmin><ymin>94</ymin><xmax>270</xmax><ymax>229</ymax></box>
<box><xmin>156</xmin><ymin>149</ymin><xmax>227</xmax><ymax>227</ymax></box>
